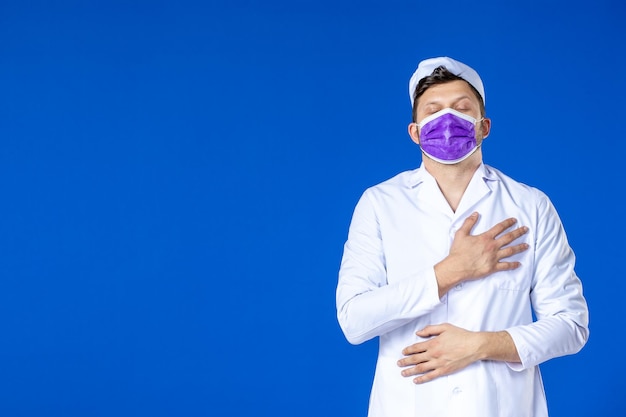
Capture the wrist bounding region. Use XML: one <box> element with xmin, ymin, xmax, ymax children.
<box><xmin>475</xmin><ymin>332</ymin><xmax>493</xmax><ymax>361</ymax></box>
<box><xmin>477</xmin><ymin>331</ymin><xmax>520</xmax><ymax>363</ymax></box>
<box><xmin>434</xmin><ymin>259</ymin><xmax>464</xmax><ymax>296</ymax></box>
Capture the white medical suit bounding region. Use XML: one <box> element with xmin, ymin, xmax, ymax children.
<box><xmin>336</xmin><ymin>163</ymin><xmax>589</xmax><ymax>417</ymax></box>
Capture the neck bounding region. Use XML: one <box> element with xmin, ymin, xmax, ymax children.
<box><xmin>422</xmin><ymin>151</ymin><xmax>482</xmax><ymax>212</ymax></box>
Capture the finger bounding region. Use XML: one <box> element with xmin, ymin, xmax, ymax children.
<box><xmin>401</xmin><ymin>360</ymin><xmax>434</xmax><ymax>377</ymax></box>
<box><xmin>496</xmin><ymin>242</ymin><xmax>530</xmax><ymax>260</ymax></box>
<box><xmin>494</xmin><ymin>261</ymin><xmax>522</xmax><ymax>272</ymax></box>
<box><xmin>397</xmin><ymin>353</ymin><xmax>428</xmax><ymax>368</ymax></box>
<box><xmin>458</xmin><ymin>212</ymin><xmax>479</xmax><ymax>235</ymax></box>
<box><xmin>496</xmin><ymin>226</ymin><xmax>529</xmax><ymax>247</ymax></box>
<box><xmin>413</xmin><ymin>367</ymin><xmax>445</xmax><ymax>384</ymax></box>
<box><xmin>401</xmin><ymin>342</ymin><xmax>427</xmax><ymax>356</ymax></box>
<box><xmin>485</xmin><ymin>217</ymin><xmax>518</xmax><ymax>238</ymax></box>
<box><xmin>399</xmin><ymin>356</ymin><xmax>438</xmax><ymax>376</ymax></box>
<box><xmin>416</xmin><ymin>324</ymin><xmax>445</xmax><ymax>337</ymax></box>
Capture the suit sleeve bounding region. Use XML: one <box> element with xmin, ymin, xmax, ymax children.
<box><xmin>336</xmin><ymin>189</ymin><xmax>442</xmax><ymax>345</ymax></box>
<box><xmin>505</xmin><ymin>190</ymin><xmax>589</xmax><ymax>370</ymax></box>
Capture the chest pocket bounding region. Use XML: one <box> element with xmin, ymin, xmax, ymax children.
<box><xmin>485</xmin><ymin>221</ymin><xmax>534</xmax><ymax>291</ymax></box>
<box><xmin>496</xmin><ymin>258</ymin><xmax>532</xmax><ymax>292</ymax></box>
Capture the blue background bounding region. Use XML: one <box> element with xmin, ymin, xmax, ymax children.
<box><xmin>1</xmin><ymin>0</ymin><xmax>623</xmax><ymax>415</ymax></box>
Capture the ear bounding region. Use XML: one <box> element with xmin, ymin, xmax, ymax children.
<box><xmin>480</xmin><ymin>117</ymin><xmax>491</xmax><ymax>139</ymax></box>
<box><xmin>408</xmin><ymin>123</ymin><xmax>420</xmax><ymax>145</ymax></box>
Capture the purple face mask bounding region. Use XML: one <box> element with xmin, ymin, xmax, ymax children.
<box><xmin>417</xmin><ymin>108</ymin><xmax>481</xmax><ymax>164</ymax></box>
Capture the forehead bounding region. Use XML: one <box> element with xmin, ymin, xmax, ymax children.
<box><xmin>418</xmin><ymin>80</ymin><xmax>480</xmax><ymax>107</ymax></box>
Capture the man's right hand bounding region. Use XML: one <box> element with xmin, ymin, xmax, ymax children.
<box><xmin>434</xmin><ymin>212</ymin><xmax>529</xmax><ymax>297</ymax></box>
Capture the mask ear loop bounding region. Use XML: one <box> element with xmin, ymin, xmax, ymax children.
<box><xmin>476</xmin><ymin>118</ymin><xmax>487</xmax><ymax>143</ymax></box>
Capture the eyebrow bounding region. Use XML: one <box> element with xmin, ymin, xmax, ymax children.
<box><xmin>425</xmin><ymin>95</ymin><xmax>472</xmax><ymax>104</ymax></box>
<box><xmin>422</xmin><ymin>95</ymin><xmax>475</xmax><ymax>108</ymax></box>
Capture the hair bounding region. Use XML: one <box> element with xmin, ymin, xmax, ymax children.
<box><xmin>412</xmin><ymin>66</ymin><xmax>485</xmax><ymax>122</ymax></box>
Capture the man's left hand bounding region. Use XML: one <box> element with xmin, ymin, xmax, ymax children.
<box><xmin>397</xmin><ymin>323</ymin><xmax>485</xmax><ymax>384</ymax></box>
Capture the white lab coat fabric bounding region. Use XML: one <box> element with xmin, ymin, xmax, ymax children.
<box><xmin>336</xmin><ymin>163</ymin><xmax>589</xmax><ymax>417</ymax></box>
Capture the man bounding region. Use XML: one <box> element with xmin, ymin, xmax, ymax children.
<box><xmin>336</xmin><ymin>56</ymin><xmax>589</xmax><ymax>417</ymax></box>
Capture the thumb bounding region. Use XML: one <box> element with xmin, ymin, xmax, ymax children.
<box><xmin>458</xmin><ymin>212</ymin><xmax>479</xmax><ymax>235</ymax></box>
<box><xmin>416</xmin><ymin>324</ymin><xmax>444</xmax><ymax>337</ymax></box>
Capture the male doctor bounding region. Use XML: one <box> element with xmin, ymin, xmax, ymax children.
<box><xmin>336</xmin><ymin>56</ymin><xmax>589</xmax><ymax>417</ymax></box>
